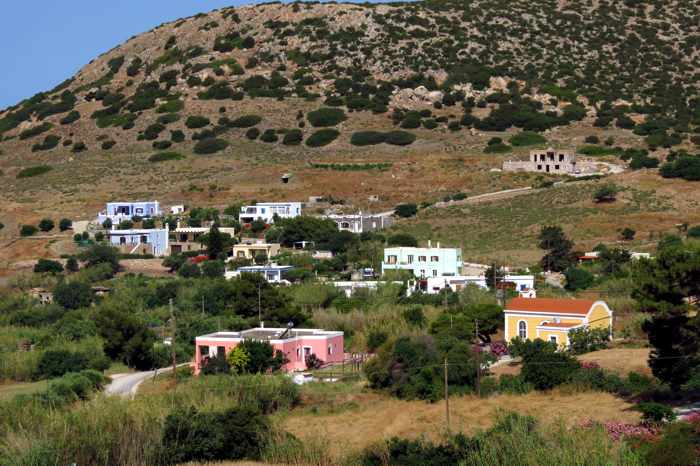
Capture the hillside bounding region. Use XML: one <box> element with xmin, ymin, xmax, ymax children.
<box><xmin>0</xmin><ymin>0</ymin><xmax>699</xmax><ymax>269</ymax></box>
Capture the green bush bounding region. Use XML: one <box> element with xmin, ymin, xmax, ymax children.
<box><xmin>143</xmin><ymin>123</ymin><xmax>165</xmax><ymax>140</ymax></box>
<box><xmin>564</xmin><ymin>267</ymin><xmax>594</xmax><ymax>291</ymax></box>
<box><xmin>687</xmin><ymin>225</ymin><xmax>700</xmax><ymax>238</ymax></box>
<box><xmin>152</xmin><ymin>140</ymin><xmax>172</xmax><ymax>150</ymax></box>
<box><xmin>518</xmin><ymin>339</ymin><xmax>581</xmax><ymax>390</ymax></box>
<box><xmin>498</xmin><ymin>374</ymin><xmax>534</xmax><ymax>394</ymax></box>
<box><xmin>305</xmin><ymin>129</ymin><xmax>339</xmax><ymax>147</ymax></box>
<box><xmin>194</xmin><ymin>138</ymin><xmax>229</xmax><ymax>154</ymax></box>
<box><xmin>307</xmin><ymin>107</ymin><xmax>346</xmax><ymax>127</ymax></box>
<box><xmin>19</xmin><ymin>122</ymin><xmax>52</xmax><ymax>140</ymax></box>
<box><xmin>282</xmin><ymin>129</ymin><xmax>303</xmax><ymax>145</ymax></box>
<box><xmin>54</xmin><ymin>281</ymin><xmax>93</xmax><ymax>310</ymax></box>
<box><xmin>385</xmin><ymin>130</ymin><xmax>416</xmax><ymax>146</ymax></box>
<box><xmin>568</xmin><ymin>327</ymin><xmax>610</xmax><ymax>355</ymax></box>
<box><xmin>170</xmin><ymin>130</ymin><xmax>185</xmax><ymax>143</ymax></box>
<box><xmin>229</xmin><ymin>115</ymin><xmax>262</xmax><ymax>128</ymax></box>
<box><xmin>17</xmin><ymin>165</ymin><xmax>52</xmax><ymax>178</ymax></box>
<box><xmin>350</xmin><ymin>131</ymin><xmax>386</xmax><ymax>146</ymax></box>
<box><xmin>156</xmin><ymin>113</ymin><xmax>180</xmax><ymax>125</ymax></box>
<box><xmin>72</xmin><ymin>142</ymin><xmax>87</xmax><ymax>153</ymax></box>
<box><xmin>636</xmin><ymin>402</ymin><xmax>676</xmax><ymax>425</ymax></box>
<box><xmin>509</xmin><ymin>131</ymin><xmax>547</xmax><ymax>147</ymax></box>
<box><xmin>59</xmin><ymin>218</ymin><xmax>72</xmax><ymax>231</ymax></box>
<box><xmin>60</xmin><ymin>110</ymin><xmax>80</xmax><ymax>125</ymax></box>
<box><xmin>34</xmin><ymin>258</ymin><xmax>64</xmax><ymax>274</ymax></box>
<box><xmin>37</xmin><ymin>349</ymin><xmax>109</xmax><ymax>379</ymax></box>
<box><xmin>156</xmin><ymin>99</ymin><xmax>184</xmax><ymax>113</ymax></box>
<box><xmin>38</xmin><ymin>218</ymin><xmax>54</xmax><ymax>232</ymax></box>
<box><xmin>148</xmin><ymin>151</ymin><xmax>184</xmax><ymax>163</ymax></box>
<box><xmin>185</xmin><ymin>115</ymin><xmax>210</xmax><ymax>129</ymax></box>
<box><xmin>245</xmin><ymin>127</ymin><xmax>260</xmax><ymax>140</ymax></box>
<box><xmin>161</xmin><ymin>405</ymin><xmax>269</xmax><ymax>463</ymax></box>
<box><xmin>20</xmin><ymin>225</ymin><xmax>38</xmax><ymax>236</ymax></box>
<box><xmin>260</xmin><ymin>129</ymin><xmax>278</xmax><ymax>143</ymax></box>
<box><xmin>101</xmin><ymin>140</ymin><xmax>116</xmax><ymax>150</ymax></box>
<box><xmin>400</xmin><ymin>112</ymin><xmax>422</xmax><ymax>129</ymax></box>
<box><xmin>31</xmin><ymin>134</ymin><xmax>61</xmax><ymax>151</ymax></box>
<box><xmin>395</xmin><ymin>203</ymin><xmax>418</xmax><ymax>218</ymax></box>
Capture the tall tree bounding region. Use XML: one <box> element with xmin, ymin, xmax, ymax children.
<box><xmin>538</xmin><ymin>225</ymin><xmax>576</xmax><ymax>272</ymax></box>
<box><xmin>632</xmin><ymin>244</ymin><xmax>700</xmax><ymax>388</ymax></box>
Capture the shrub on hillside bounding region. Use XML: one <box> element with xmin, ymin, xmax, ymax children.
<box><xmin>152</xmin><ymin>140</ymin><xmax>172</xmax><ymax>150</ymax></box>
<box><xmin>350</xmin><ymin>131</ymin><xmax>386</xmax><ymax>146</ymax></box>
<box><xmin>170</xmin><ymin>130</ymin><xmax>185</xmax><ymax>142</ymax></box>
<box><xmin>72</xmin><ymin>142</ymin><xmax>87</xmax><ymax>153</ymax></box>
<box><xmin>260</xmin><ymin>129</ymin><xmax>278</xmax><ymax>143</ymax></box>
<box><xmin>35</xmin><ymin>369</ymin><xmax>108</xmax><ymax>406</ymax></box>
<box><xmin>385</xmin><ymin>130</ymin><xmax>416</xmax><ymax>146</ymax></box>
<box><xmin>514</xmin><ymin>338</ymin><xmax>581</xmax><ymax>390</ymax></box>
<box><xmin>34</xmin><ymin>258</ymin><xmax>64</xmax><ymax>274</ymax></box>
<box><xmin>59</xmin><ymin>218</ymin><xmax>72</xmax><ymax>231</ymax></box>
<box><xmin>194</xmin><ymin>138</ymin><xmax>229</xmax><ymax>154</ymax></box>
<box><xmin>148</xmin><ymin>151</ymin><xmax>184</xmax><ymax>163</ymax></box>
<box><xmin>54</xmin><ymin>281</ymin><xmax>93</xmax><ymax>310</ymax></box>
<box><xmin>17</xmin><ymin>165</ymin><xmax>52</xmax><ymax>178</ymax></box>
<box><xmin>156</xmin><ymin>99</ymin><xmax>184</xmax><ymax>113</ymax></box>
<box><xmin>60</xmin><ymin>110</ymin><xmax>80</xmax><ymax>125</ymax></box>
<box><xmin>31</xmin><ymin>134</ymin><xmax>61</xmax><ymax>152</ymax></box>
<box><xmin>305</xmin><ymin>129</ymin><xmax>339</xmax><ymax>147</ymax></box>
<box><xmin>185</xmin><ymin>115</ymin><xmax>210</xmax><ymax>129</ymax></box>
<box><xmin>161</xmin><ymin>406</ymin><xmax>269</xmax><ymax>463</ymax></box>
<box><xmin>20</xmin><ymin>225</ymin><xmax>38</xmax><ymax>236</ymax></box>
<box><xmin>509</xmin><ymin>131</ymin><xmax>547</xmax><ymax>147</ymax></box>
<box><xmin>564</xmin><ymin>267</ymin><xmax>594</xmax><ymax>291</ymax></box>
<box><xmin>395</xmin><ymin>203</ymin><xmax>418</xmax><ymax>218</ymax></box>
<box><xmin>229</xmin><ymin>115</ymin><xmax>262</xmax><ymax>128</ymax></box>
<box><xmin>245</xmin><ymin>127</ymin><xmax>260</xmax><ymax>140</ymax></box>
<box><xmin>19</xmin><ymin>122</ymin><xmax>52</xmax><ymax>140</ymax></box>
<box><xmin>156</xmin><ymin>113</ymin><xmax>180</xmax><ymax>125</ymax></box>
<box><xmin>38</xmin><ymin>218</ymin><xmax>54</xmax><ymax>232</ymax></box>
<box><xmin>282</xmin><ymin>129</ymin><xmax>303</xmax><ymax>145</ymax></box>
<box><xmin>101</xmin><ymin>140</ymin><xmax>116</xmax><ymax>150</ymax></box>
<box><xmin>37</xmin><ymin>349</ymin><xmax>110</xmax><ymax>379</ymax></box>
<box><xmin>307</xmin><ymin>107</ymin><xmax>346</xmax><ymax>127</ymax></box>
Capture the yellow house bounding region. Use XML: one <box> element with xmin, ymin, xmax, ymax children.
<box><xmin>504</xmin><ymin>297</ymin><xmax>613</xmax><ymax>347</ymax></box>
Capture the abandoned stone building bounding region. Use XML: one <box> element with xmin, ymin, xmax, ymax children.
<box><xmin>503</xmin><ymin>148</ymin><xmax>595</xmax><ymax>175</ymax></box>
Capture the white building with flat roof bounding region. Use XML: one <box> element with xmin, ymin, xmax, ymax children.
<box><xmin>239</xmin><ymin>202</ymin><xmax>302</xmax><ymax>224</ymax></box>
<box><xmin>423</xmin><ymin>274</ymin><xmax>535</xmax><ymax>295</ymax></box>
<box><xmin>382</xmin><ymin>242</ymin><xmax>462</xmax><ymax>278</ymax></box>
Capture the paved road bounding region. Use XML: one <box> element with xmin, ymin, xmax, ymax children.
<box><xmin>106</xmin><ymin>365</ymin><xmax>184</xmax><ymax>398</ymax></box>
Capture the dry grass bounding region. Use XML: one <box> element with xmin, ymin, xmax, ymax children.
<box><xmin>578</xmin><ymin>348</ymin><xmax>651</xmax><ymax>376</ymax></box>
<box><xmin>278</xmin><ymin>387</ymin><xmax>639</xmax><ymax>460</ymax></box>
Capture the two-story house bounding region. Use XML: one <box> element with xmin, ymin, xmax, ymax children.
<box><xmin>107</xmin><ymin>227</ymin><xmax>169</xmax><ymax>257</ymax></box>
<box><xmin>239</xmin><ymin>202</ymin><xmax>302</xmax><ymax>224</ymax></box>
<box><xmin>382</xmin><ymin>242</ymin><xmax>462</xmax><ymax>278</ymax></box>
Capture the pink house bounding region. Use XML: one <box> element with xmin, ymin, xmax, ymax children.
<box><xmin>194</xmin><ymin>327</ymin><xmax>344</xmax><ymax>374</ymax></box>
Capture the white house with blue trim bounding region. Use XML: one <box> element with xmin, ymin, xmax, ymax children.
<box><xmin>107</xmin><ymin>227</ymin><xmax>169</xmax><ymax>257</ymax></box>
<box><xmin>239</xmin><ymin>202</ymin><xmax>302</xmax><ymax>224</ymax></box>
<box><xmin>97</xmin><ymin>201</ymin><xmax>162</xmax><ymax>224</ymax></box>
<box><xmin>382</xmin><ymin>242</ymin><xmax>462</xmax><ymax>278</ymax></box>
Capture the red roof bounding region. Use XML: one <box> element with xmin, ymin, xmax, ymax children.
<box><xmin>506</xmin><ymin>297</ymin><xmax>595</xmax><ymax>316</ymax></box>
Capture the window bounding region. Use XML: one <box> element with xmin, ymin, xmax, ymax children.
<box><xmin>555</xmin><ymin>165</ymin><xmax>560</xmax><ymax>170</ymax></box>
<box><xmin>420</xmin><ymin>269</ymin><xmax>426</xmax><ymax>277</ymax></box>
<box><xmin>140</xmin><ymin>235</ymin><xmax>148</xmax><ymax>243</ymax></box>
<box><xmin>407</xmin><ymin>255</ymin><xmax>414</xmax><ymax>264</ymax></box>
<box><xmin>418</xmin><ymin>256</ymin><xmax>427</xmax><ymax>262</ymax></box>
<box><xmin>328</xmin><ymin>344</ymin><xmax>333</xmax><ymax>355</ymax></box>
<box><xmin>537</xmin><ymin>164</ymin><xmax>542</xmax><ymax>170</ymax></box>
<box><xmin>296</xmin><ymin>348</ymin><xmax>301</xmax><ymax>360</ymax></box>
<box><xmin>559</xmin><ymin>154</ymin><xmax>565</xmax><ymax>161</ymax></box>
<box><xmin>135</xmin><ymin>208</ymin><xmax>143</xmax><ymax>214</ymax></box>
<box><xmin>549</xmin><ymin>335</ymin><xmax>558</xmax><ymax>344</ymax></box>
<box><xmin>216</xmin><ymin>346</ymin><xmax>225</xmax><ymax>358</ymax></box>
<box><xmin>387</xmin><ymin>255</ymin><xmax>397</xmax><ymax>264</ymax></box>
<box><xmin>430</xmin><ymin>256</ymin><xmax>439</xmax><ymax>262</ymax></box>
<box><xmin>119</xmin><ymin>236</ymin><xmax>126</xmax><ymax>245</ymax></box>
<box><xmin>518</xmin><ymin>321</ymin><xmax>527</xmax><ymax>339</ymax></box>
<box><xmin>432</xmin><ymin>269</ymin><xmax>438</xmax><ymax>277</ymax></box>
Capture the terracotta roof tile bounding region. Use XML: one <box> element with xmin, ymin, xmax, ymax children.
<box><xmin>505</xmin><ymin>297</ymin><xmax>595</xmax><ymax>316</ymax></box>
<box><xmin>537</xmin><ymin>321</ymin><xmax>581</xmax><ymax>328</ymax></box>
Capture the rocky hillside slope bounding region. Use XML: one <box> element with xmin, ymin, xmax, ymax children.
<box><xmin>0</xmin><ymin>0</ymin><xmax>698</xmax><ymax>160</ymax></box>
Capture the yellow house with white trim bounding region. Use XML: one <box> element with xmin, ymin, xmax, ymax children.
<box><xmin>504</xmin><ymin>297</ymin><xmax>613</xmax><ymax>347</ymax></box>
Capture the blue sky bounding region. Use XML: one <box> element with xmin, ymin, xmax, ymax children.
<box><xmin>0</xmin><ymin>1</ymin><xmax>395</xmax><ymax>109</ymax></box>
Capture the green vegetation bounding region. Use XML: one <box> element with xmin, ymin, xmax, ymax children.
<box><xmin>305</xmin><ymin>128</ymin><xmax>339</xmax><ymax>147</ymax></box>
<box><xmin>350</xmin><ymin>130</ymin><xmax>416</xmax><ymax>146</ymax></box>
<box><xmin>185</xmin><ymin>115</ymin><xmax>210</xmax><ymax>129</ymax></box>
<box><xmin>156</xmin><ymin>99</ymin><xmax>184</xmax><ymax>113</ymax></box>
<box><xmin>509</xmin><ymin>131</ymin><xmax>547</xmax><ymax>147</ymax></box>
<box><xmin>17</xmin><ymin>165</ymin><xmax>52</xmax><ymax>178</ymax></box>
<box><xmin>59</xmin><ymin>110</ymin><xmax>80</xmax><ymax>125</ymax></box>
<box><xmin>229</xmin><ymin>115</ymin><xmax>262</xmax><ymax>128</ymax></box>
<box><xmin>148</xmin><ymin>151</ymin><xmax>185</xmax><ymax>163</ymax></box>
<box><xmin>307</xmin><ymin>107</ymin><xmax>346</xmax><ymax>127</ymax></box>
<box><xmin>31</xmin><ymin>134</ymin><xmax>61</xmax><ymax>152</ymax></box>
<box><xmin>310</xmin><ymin>162</ymin><xmax>391</xmax><ymax>171</ymax></box>
<box><xmin>19</xmin><ymin>122</ymin><xmax>52</xmax><ymax>140</ymax></box>
<box><xmin>193</xmin><ymin>138</ymin><xmax>229</xmax><ymax>154</ymax></box>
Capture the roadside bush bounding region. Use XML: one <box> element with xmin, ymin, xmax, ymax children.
<box><xmin>307</xmin><ymin>107</ymin><xmax>346</xmax><ymax>127</ymax></box>
<box><xmin>35</xmin><ymin>369</ymin><xmax>108</xmax><ymax>406</ymax></box>
<box><xmin>20</xmin><ymin>224</ymin><xmax>38</xmax><ymax>236</ymax></box>
<box><xmin>194</xmin><ymin>138</ymin><xmax>229</xmax><ymax>154</ymax></box>
<box><xmin>34</xmin><ymin>258</ymin><xmax>64</xmax><ymax>274</ymax></box>
<box><xmin>37</xmin><ymin>349</ymin><xmax>109</xmax><ymax>379</ymax></box>
<box><xmin>148</xmin><ymin>151</ymin><xmax>184</xmax><ymax>163</ymax></box>
<box><xmin>305</xmin><ymin>129</ymin><xmax>339</xmax><ymax>147</ymax></box>
<box><xmin>17</xmin><ymin>165</ymin><xmax>52</xmax><ymax>178</ymax></box>
<box><xmin>38</xmin><ymin>218</ymin><xmax>54</xmax><ymax>232</ymax></box>
<box><xmin>185</xmin><ymin>115</ymin><xmax>210</xmax><ymax>129</ymax></box>
<box><xmin>160</xmin><ymin>406</ymin><xmax>269</xmax><ymax>464</ymax></box>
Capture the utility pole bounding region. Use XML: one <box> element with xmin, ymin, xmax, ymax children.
<box><xmin>258</xmin><ymin>282</ymin><xmax>262</xmax><ymax>326</ymax></box>
<box><xmin>169</xmin><ymin>299</ymin><xmax>177</xmax><ymax>385</ymax></box>
<box><xmin>444</xmin><ymin>357</ymin><xmax>450</xmax><ymax>434</ymax></box>
<box><xmin>475</xmin><ymin>319</ymin><xmax>481</xmax><ymax>397</ymax></box>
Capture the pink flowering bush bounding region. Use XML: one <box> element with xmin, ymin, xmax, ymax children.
<box><xmin>490</xmin><ymin>341</ymin><xmax>508</xmax><ymax>357</ymax></box>
<box><xmin>580</xmin><ymin>419</ymin><xmax>660</xmax><ymax>442</ymax></box>
<box><xmin>580</xmin><ymin>361</ymin><xmax>600</xmax><ymax>370</ymax></box>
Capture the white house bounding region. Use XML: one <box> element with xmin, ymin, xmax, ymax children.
<box><xmin>423</xmin><ymin>274</ymin><xmax>535</xmax><ymax>295</ymax></box>
<box><xmin>97</xmin><ymin>201</ymin><xmax>161</xmax><ymax>224</ymax></box>
<box><xmin>170</xmin><ymin>205</ymin><xmax>185</xmax><ymax>215</ymax></box>
<box><xmin>324</xmin><ymin>213</ymin><xmax>393</xmax><ymax>234</ymax></box>
<box><xmin>382</xmin><ymin>242</ymin><xmax>462</xmax><ymax>278</ymax></box>
<box><xmin>107</xmin><ymin>227</ymin><xmax>169</xmax><ymax>257</ymax></box>
<box><xmin>225</xmin><ymin>264</ymin><xmax>295</xmax><ymax>283</ymax></box>
<box><xmin>239</xmin><ymin>202</ymin><xmax>302</xmax><ymax>224</ymax></box>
